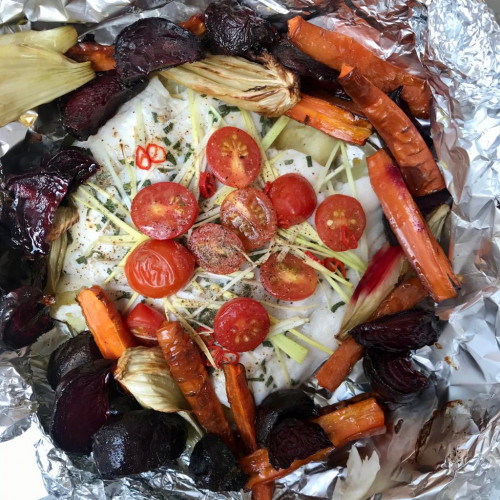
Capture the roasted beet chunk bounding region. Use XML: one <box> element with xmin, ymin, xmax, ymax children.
<box><xmin>0</xmin><ymin>286</ymin><xmax>53</xmax><ymax>349</ymax></box>
<box><xmin>50</xmin><ymin>359</ymin><xmax>113</xmax><ymax>454</ymax></box>
<box><xmin>268</xmin><ymin>418</ymin><xmax>332</xmax><ymax>469</ymax></box>
<box><xmin>61</xmin><ymin>72</ymin><xmax>147</xmax><ymax>140</ymax></box>
<box><xmin>205</xmin><ymin>0</ymin><xmax>276</xmax><ymax>56</ymax></box>
<box><xmin>363</xmin><ymin>350</ymin><xmax>428</xmax><ymax>403</ymax></box>
<box><xmin>47</xmin><ymin>332</ymin><xmax>102</xmax><ymax>389</ymax></box>
<box><xmin>189</xmin><ymin>434</ymin><xmax>247</xmax><ymax>492</ymax></box>
<box><xmin>2</xmin><ymin>148</ymin><xmax>99</xmax><ymax>255</ymax></box>
<box><xmin>256</xmin><ymin>388</ymin><xmax>317</xmax><ymax>447</ymax></box>
<box><xmin>351</xmin><ymin>310</ymin><xmax>440</xmax><ymax>352</ymax></box>
<box><xmin>93</xmin><ymin>410</ymin><xmax>187</xmax><ymax>478</ymax></box>
<box><xmin>115</xmin><ymin>18</ymin><xmax>203</xmax><ymax>84</ymax></box>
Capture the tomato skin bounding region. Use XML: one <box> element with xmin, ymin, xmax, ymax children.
<box><xmin>131</xmin><ymin>182</ymin><xmax>199</xmax><ymax>240</ymax></box>
<box><xmin>267</xmin><ymin>173</ymin><xmax>317</xmax><ymax>229</ymax></box>
<box><xmin>260</xmin><ymin>253</ymin><xmax>317</xmax><ymax>301</ymax></box>
<box><xmin>188</xmin><ymin>223</ymin><xmax>245</xmax><ymax>275</ymax></box>
<box><xmin>125</xmin><ymin>239</ymin><xmax>195</xmax><ymax>298</ymax></box>
<box><xmin>199</xmin><ymin>172</ymin><xmax>217</xmax><ymax>198</ymax></box>
<box><xmin>315</xmin><ymin>194</ymin><xmax>366</xmax><ymax>251</ymax></box>
<box><xmin>125</xmin><ymin>303</ymin><xmax>164</xmax><ymax>346</ymax></box>
<box><xmin>214</xmin><ymin>298</ymin><xmax>270</xmax><ymax>352</ymax></box>
<box><xmin>220</xmin><ymin>187</ymin><xmax>277</xmax><ymax>251</ymax></box>
<box><xmin>207</xmin><ymin>127</ymin><xmax>262</xmax><ymax>188</ymax></box>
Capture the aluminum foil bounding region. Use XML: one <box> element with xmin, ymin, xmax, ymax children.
<box><xmin>1</xmin><ymin>0</ymin><xmax>499</xmax><ymax>499</ymax></box>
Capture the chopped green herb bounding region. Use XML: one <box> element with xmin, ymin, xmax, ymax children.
<box><xmin>95</xmin><ymin>224</ymin><xmax>102</xmax><ymax>231</ymax></box>
<box><xmin>284</xmin><ymin>159</ymin><xmax>294</xmax><ymax>165</ymax></box>
<box><xmin>265</xmin><ymin>375</ymin><xmax>274</xmax><ymax>387</ymax></box>
<box><xmin>118</xmin><ymin>159</ymin><xmax>126</xmax><ymax>165</ymax></box>
<box><xmin>172</xmin><ymin>140</ymin><xmax>182</xmax><ymax>151</ymax></box>
<box><xmin>306</xmin><ymin>155</ymin><xmax>313</xmax><ymax>168</ymax></box>
<box><xmin>76</xmin><ymin>255</ymin><xmax>87</xmax><ymax>265</ymax></box>
<box><xmin>163</xmin><ymin>123</ymin><xmax>174</xmax><ymax>134</ymax></box>
<box><xmin>166</xmin><ymin>151</ymin><xmax>177</xmax><ymax>165</ymax></box>
<box><xmin>106</xmin><ymin>268</ymin><xmax>113</xmax><ymax>275</ymax></box>
<box><xmin>208</xmin><ymin>109</ymin><xmax>217</xmax><ymax>124</ymax></box>
<box><xmin>123</xmin><ymin>182</ymin><xmax>131</xmax><ymax>195</ymax></box>
<box><xmin>218</xmin><ymin>104</ymin><xmax>239</xmax><ymax>117</ymax></box>
<box><xmin>104</xmin><ymin>199</ymin><xmax>116</xmax><ymax>213</ymax></box>
<box><xmin>260</xmin><ymin>115</ymin><xmax>274</xmax><ymax>137</ymax></box>
<box><xmin>247</xmin><ymin>375</ymin><xmax>265</xmax><ymax>382</ymax></box>
<box><xmin>162</xmin><ymin>136</ymin><xmax>172</xmax><ymax>146</ymax></box>
<box><xmin>331</xmin><ymin>301</ymin><xmax>345</xmax><ymax>313</ymax></box>
<box><xmin>184</xmin><ymin>151</ymin><xmax>192</xmax><ymax>162</ymax></box>
<box><xmin>262</xmin><ymin>340</ymin><xmax>273</xmax><ymax>348</ymax></box>
<box><xmin>116</xmin><ymin>291</ymin><xmax>133</xmax><ymax>300</ymax></box>
<box><xmin>142</xmin><ymin>179</ymin><xmax>152</xmax><ymax>187</ymax></box>
<box><xmin>152</xmin><ymin>112</ymin><xmax>158</xmax><ymax>123</ymax></box>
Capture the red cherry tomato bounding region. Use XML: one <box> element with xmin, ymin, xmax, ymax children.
<box><xmin>125</xmin><ymin>239</ymin><xmax>195</xmax><ymax>298</ymax></box>
<box><xmin>125</xmin><ymin>303</ymin><xmax>164</xmax><ymax>346</ymax></box>
<box><xmin>220</xmin><ymin>187</ymin><xmax>277</xmax><ymax>251</ymax></box>
<box><xmin>131</xmin><ymin>182</ymin><xmax>199</xmax><ymax>240</ymax></box>
<box><xmin>315</xmin><ymin>194</ymin><xmax>366</xmax><ymax>251</ymax></box>
<box><xmin>199</xmin><ymin>171</ymin><xmax>217</xmax><ymax>198</ymax></box>
<box><xmin>267</xmin><ymin>173</ymin><xmax>317</xmax><ymax>229</ymax></box>
<box><xmin>260</xmin><ymin>253</ymin><xmax>317</xmax><ymax>301</ymax></box>
<box><xmin>146</xmin><ymin>143</ymin><xmax>167</xmax><ymax>163</ymax></box>
<box><xmin>214</xmin><ymin>298</ymin><xmax>270</xmax><ymax>352</ymax></box>
<box><xmin>206</xmin><ymin>127</ymin><xmax>262</xmax><ymax>188</ymax></box>
<box><xmin>136</xmin><ymin>145</ymin><xmax>151</xmax><ymax>170</ymax></box>
<box><xmin>188</xmin><ymin>223</ymin><xmax>245</xmax><ymax>275</ymax></box>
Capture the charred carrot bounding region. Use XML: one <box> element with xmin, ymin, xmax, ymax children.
<box><xmin>66</xmin><ymin>43</ymin><xmax>115</xmax><ymax>72</ymax></box>
<box><xmin>287</xmin><ymin>16</ymin><xmax>431</xmax><ymax>118</ymax></box>
<box><xmin>223</xmin><ymin>363</ymin><xmax>276</xmax><ymax>500</ymax></box>
<box><xmin>77</xmin><ymin>285</ymin><xmax>137</xmax><ymax>359</ymax></box>
<box><xmin>371</xmin><ymin>275</ymin><xmax>427</xmax><ymax>319</ymax></box>
<box><xmin>286</xmin><ymin>93</ymin><xmax>373</xmax><ymax>145</ymax></box>
<box><xmin>367</xmin><ymin>150</ymin><xmax>459</xmax><ymax>302</ymax></box>
<box><xmin>179</xmin><ymin>13</ymin><xmax>206</xmax><ymax>36</ymax></box>
<box><xmin>338</xmin><ymin>65</ymin><xmax>445</xmax><ymax>197</ymax></box>
<box><xmin>315</xmin><ymin>337</ymin><xmax>364</xmax><ymax>393</ymax></box>
<box><xmin>241</xmin><ymin>397</ymin><xmax>385</xmax><ymax>488</ymax></box>
<box><xmin>157</xmin><ymin>321</ymin><xmax>235</xmax><ymax>450</ymax></box>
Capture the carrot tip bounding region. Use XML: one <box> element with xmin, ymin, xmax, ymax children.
<box><xmin>339</xmin><ymin>64</ymin><xmax>355</xmax><ymax>78</ymax></box>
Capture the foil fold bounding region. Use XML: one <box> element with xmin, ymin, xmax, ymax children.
<box><xmin>0</xmin><ymin>0</ymin><xmax>499</xmax><ymax>498</ymax></box>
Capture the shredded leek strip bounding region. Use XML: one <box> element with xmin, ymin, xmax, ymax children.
<box><xmin>260</xmin><ymin>301</ymin><xmax>318</xmax><ymax>311</ymax></box>
<box><xmin>98</xmin><ymin>235</ymin><xmax>138</xmax><ymax>244</ymax></box>
<box><xmin>261</xmin><ymin>115</ymin><xmax>290</xmax><ymax>151</ymax></box>
<box><xmin>269</xmin><ymin>316</ymin><xmax>309</xmax><ymax>336</ymax></box>
<box><xmin>324</xmin><ymin>274</ymin><xmax>350</xmax><ymax>303</ymax></box>
<box><xmin>188</xmin><ymin>89</ymin><xmax>201</xmax><ymax>147</ymax></box>
<box><xmin>318</xmin><ymin>278</ymin><xmax>332</xmax><ymax>311</ymax></box>
<box><xmin>195</xmin><ymin>270</ymin><xmax>255</xmax><ymax>280</ymax></box>
<box><xmin>315</xmin><ymin>141</ymin><xmax>341</xmax><ymax>192</ymax></box>
<box><xmin>122</xmin><ymin>292</ymin><xmax>139</xmax><ymax>315</ymax></box>
<box><xmin>340</xmin><ymin>141</ymin><xmax>357</xmax><ymax>197</ymax></box>
<box><xmin>191</xmin><ymin>280</ymin><xmax>205</xmax><ymax>295</ymax></box>
<box><xmin>102</xmin><ymin>239</ymin><xmax>146</xmax><ymax>284</ymax></box>
<box><xmin>208</xmin><ymin>105</ymin><xmax>226</xmax><ymax>126</ymax></box>
<box><xmin>120</xmin><ymin>145</ymin><xmax>136</xmax><ymax>200</ymax></box>
<box><xmin>268</xmin><ymin>334</ymin><xmax>308</xmax><ymax>364</ymax></box>
<box><xmin>269</xmin><ymin>151</ymin><xmax>286</xmax><ymax>165</ymax></box>
<box><xmin>272</xmin><ymin>343</ymin><xmax>291</xmax><ymax>385</ymax></box>
<box><xmin>163</xmin><ymin>297</ymin><xmax>217</xmax><ymax>369</ymax></box>
<box><xmin>137</xmin><ymin>162</ymin><xmax>157</xmax><ymax>191</ymax></box>
<box><xmin>75</xmin><ymin>187</ymin><xmax>144</xmax><ymax>240</ymax></box>
<box><xmin>87</xmin><ymin>182</ymin><xmax>129</xmax><ymax>217</ymax></box>
<box><xmin>192</xmin><ymin>213</ymin><xmax>220</xmax><ymax>228</ymax></box>
<box><xmin>95</xmin><ymin>146</ymin><xmax>131</xmax><ymax>209</ymax></box>
<box><xmin>173</xmin><ymin>298</ymin><xmax>223</xmax><ymax>309</ymax></box>
<box><xmin>316</xmin><ymin>165</ymin><xmax>345</xmax><ymax>192</ymax></box>
<box><xmin>288</xmin><ymin>328</ymin><xmax>334</xmax><ymax>355</ymax></box>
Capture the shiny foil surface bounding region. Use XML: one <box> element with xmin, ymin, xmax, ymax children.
<box><xmin>0</xmin><ymin>0</ymin><xmax>499</xmax><ymax>498</ymax></box>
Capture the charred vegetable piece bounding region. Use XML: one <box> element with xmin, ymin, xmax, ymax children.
<box><xmin>60</xmin><ymin>72</ymin><xmax>147</xmax><ymax>140</ymax></box>
<box><xmin>0</xmin><ymin>286</ymin><xmax>53</xmax><ymax>349</ymax></box>
<box><xmin>66</xmin><ymin>42</ymin><xmax>115</xmax><ymax>72</ymax></box>
<box><xmin>205</xmin><ymin>0</ymin><xmax>276</xmax><ymax>56</ymax></box>
<box><xmin>255</xmin><ymin>389</ymin><xmax>317</xmax><ymax>447</ymax></box>
<box><xmin>47</xmin><ymin>331</ymin><xmax>102</xmax><ymax>389</ymax></box>
<box><xmin>0</xmin><ymin>241</ymin><xmax>43</xmax><ymax>292</ymax></box>
<box><xmin>107</xmin><ymin>394</ymin><xmax>142</xmax><ymax>416</ymax></box>
<box><xmin>351</xmin><ymin>310</ymin><xmax>440</xmax><ymax>352</ymax></box>
<box><xmin>268</xmin><ymin>418</ymin><xmax>332</xmax><ymax>470</ymax></box>
<box><xmin>50</xmin><ymin>359</ymin><xmax>113</xmax><ymax>453</ymax></box>
<box><xmin>115</xmin><ymin>18</ymin><xmax>203</xmax><ymax>84</ymax></box>
<box><xmin>93</xmin><ymin>410</ymin><xmax>187</xmax><ymax>478</ymax></box>
<box><xmin>189</xmin><ymin>434</ymin><xmax>248</xmax><ymax>492</ymax></box>
<box><xmin>179</xmin><ymin>14</ymin><xmax>206</xmax><ymax>36</ymax></box>
<box><xmin>415</xmin><ymin>189</ymin><xmax>453</xmax><ymax>217</ymax></box>
<box><xmin>363</xmin><ymin>350</ymin><xmax>428</xmax><ymax>403</ymax></box>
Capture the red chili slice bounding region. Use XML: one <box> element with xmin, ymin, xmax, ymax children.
<box><xmin>323</xmin><ymin>257</ymin><xmax>347</xmax><ymax>278</ymax></box>
<box><xmin>146</xmin><ymin>143</ymin><xmax>167</xmax><ymax>163</ymax></box>
<box><xmin>136</xmin><ymin>145</ymin><xmax>151</xmax><ymax>170</ymax></box>
<box><xmin>199</xmin><ymin>171</ymin><xmax>217</xmax><ymax>198</ymax></box>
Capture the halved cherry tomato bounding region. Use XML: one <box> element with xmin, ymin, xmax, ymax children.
<box><xmin>214</xmin><ymin>298</ymin><xmax>270</xmax><ymax>352</ymax></box>
<box><xmin>125</xmin><ymin>239</ymin><xmax>195</xmax><ymax>298</ymax></box>
<box><xmin>220</xmin><ymin>187</ymin><xmax>277</xmax><ymax>251</ymax></box>
<box><xmin>315</xmin><ymin>194</ymin><xmax>366</xmax><ymax>251</ymax></box>
<box><xmin>131</xmin><ymin>182</ymin><xmax>199</xmax><ymax>240</ymax></box>
<box><xmin>206</xmin><ymin>127</ymin><xmax>262</xmax><ymax>188</ymax></box>
<box><xmin>260</xmin><ymin>253</ymin><xmax>317</xmax><ymax>301</ymax></box>
<box><xmin>267</xmin><ymin>173</ymin><xmax>317</xmax><ymax>228</ymax></box>
<box><xmin>199</xmin><ymin>171</ymin><xmax>217</xmax><ymax>198</ymax></box>
<box><xmin>136</xmin><ymin>145</ymin><xmax>151</xmax><ymax>170</ymax></box>
<box><xmin>125</xmin><ymin>303</ymin><xmax>164</xmax><ymax>346</ymax></box>
<box><xmin>188</xmin><ymin>223</ymin><xmax>245</xmax><ymax>275</ymax></box>
<box><xmin>146</xmin><ymin>143</ymin><xmax>167</xmax><ymax>163</ymax></box>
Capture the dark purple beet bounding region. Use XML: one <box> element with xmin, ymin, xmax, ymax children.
<box><xmin>363</xmin><ymin>350</ymin><xmax>428</xmax><ymax>403</ymax></box>
<box><xmin>351</xmin><ymin>310</ymin><xmax>440</xmax><ymax>352</ymax></box>
<box><xmin>47</xmin><ymin>332</ymin><xmax>102</xmax><ymax>389</ymax></box>
<box><xmin>268</xmin><ymin>418</ymin><xmax>332</xmax><ymax>469</ymax></box>
<box><xmin>414</xmin><ymin>189</ymin><xmax>453</xmax><ymax>216</ymax></box>
<box><xmin>50</xmin><ymin>359</ymin><xmax>114</xmax><ymax>454</ymax></box>
<box><xmin>60</xmin><ymin>73</ymin><xmax>147</xmax><ymax>140</ymax></box>
<box><xmin>0</xmin><ymin>286</ymin><xmax>53</xmax><ymax>349</ymax></box>
<box><xmin>205</xmin><ymin>0</ymin><xmax>277</xmax><ymax>56</ymax></box>
<box><xmin>115</xmin><ymin>18</ymin><xmax>203</xmax><ymax>84</ymax></box>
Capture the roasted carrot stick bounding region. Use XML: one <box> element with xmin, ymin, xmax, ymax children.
<box><xmin>371</xmin><ymin>275</ymin><xmax>427</xmax><ymax>319</ymax></box>
<box><xmin>286</xmin><ymin>93</ymin><xmax>373</xmax><ymax>145</ymax></box>
<box><xmin>338</xmin><ymin>65</ymin><xmax>444</xmax><ymax>197</ymax></box>
<box><xmin>179</xmin><ymin>13</ymin><xmax>206</xmax><ymax>36</ymax></box>
<box><xmin>367</xmin><ymin>150</ymin><xmax>459</xmax><ymax>302</ymax></box>
<box><xmin>66</xmin><ymin>43</ymin><xmax>115</xmax><ymax>72</ymax></box>
<box><xmin>315</xmin><ymin>337</ymin><xmax>364</xmax><ymax>393</ymax></box>
<box><xmin>241</xmin><ymin>397</ymin><xmax>385</xmax><ymax>488</ymax></box>
<box><xmin>77</xmin><ymin>285</ymin><xmax>137</xmax><ymax>359</ymax></box>
<box><xmin>157</xmin><ymin>321</ymin><xmax>235</xmax><ymax>450</ymax></box>
<box><xmin>287</xmin><ymin>16</ymin><xmax>431</xmax><ymax>118</ymax></box>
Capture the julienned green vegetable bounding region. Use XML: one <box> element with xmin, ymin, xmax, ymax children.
<box><xmin>0</xmin><ymin>26</ymin><xmax>78</xmax><ymax>52</ymax></box>
<box><xmin>0</xmin><ymin>44</ymin><xmax>95</xmax><ymax>127</ymax></box>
